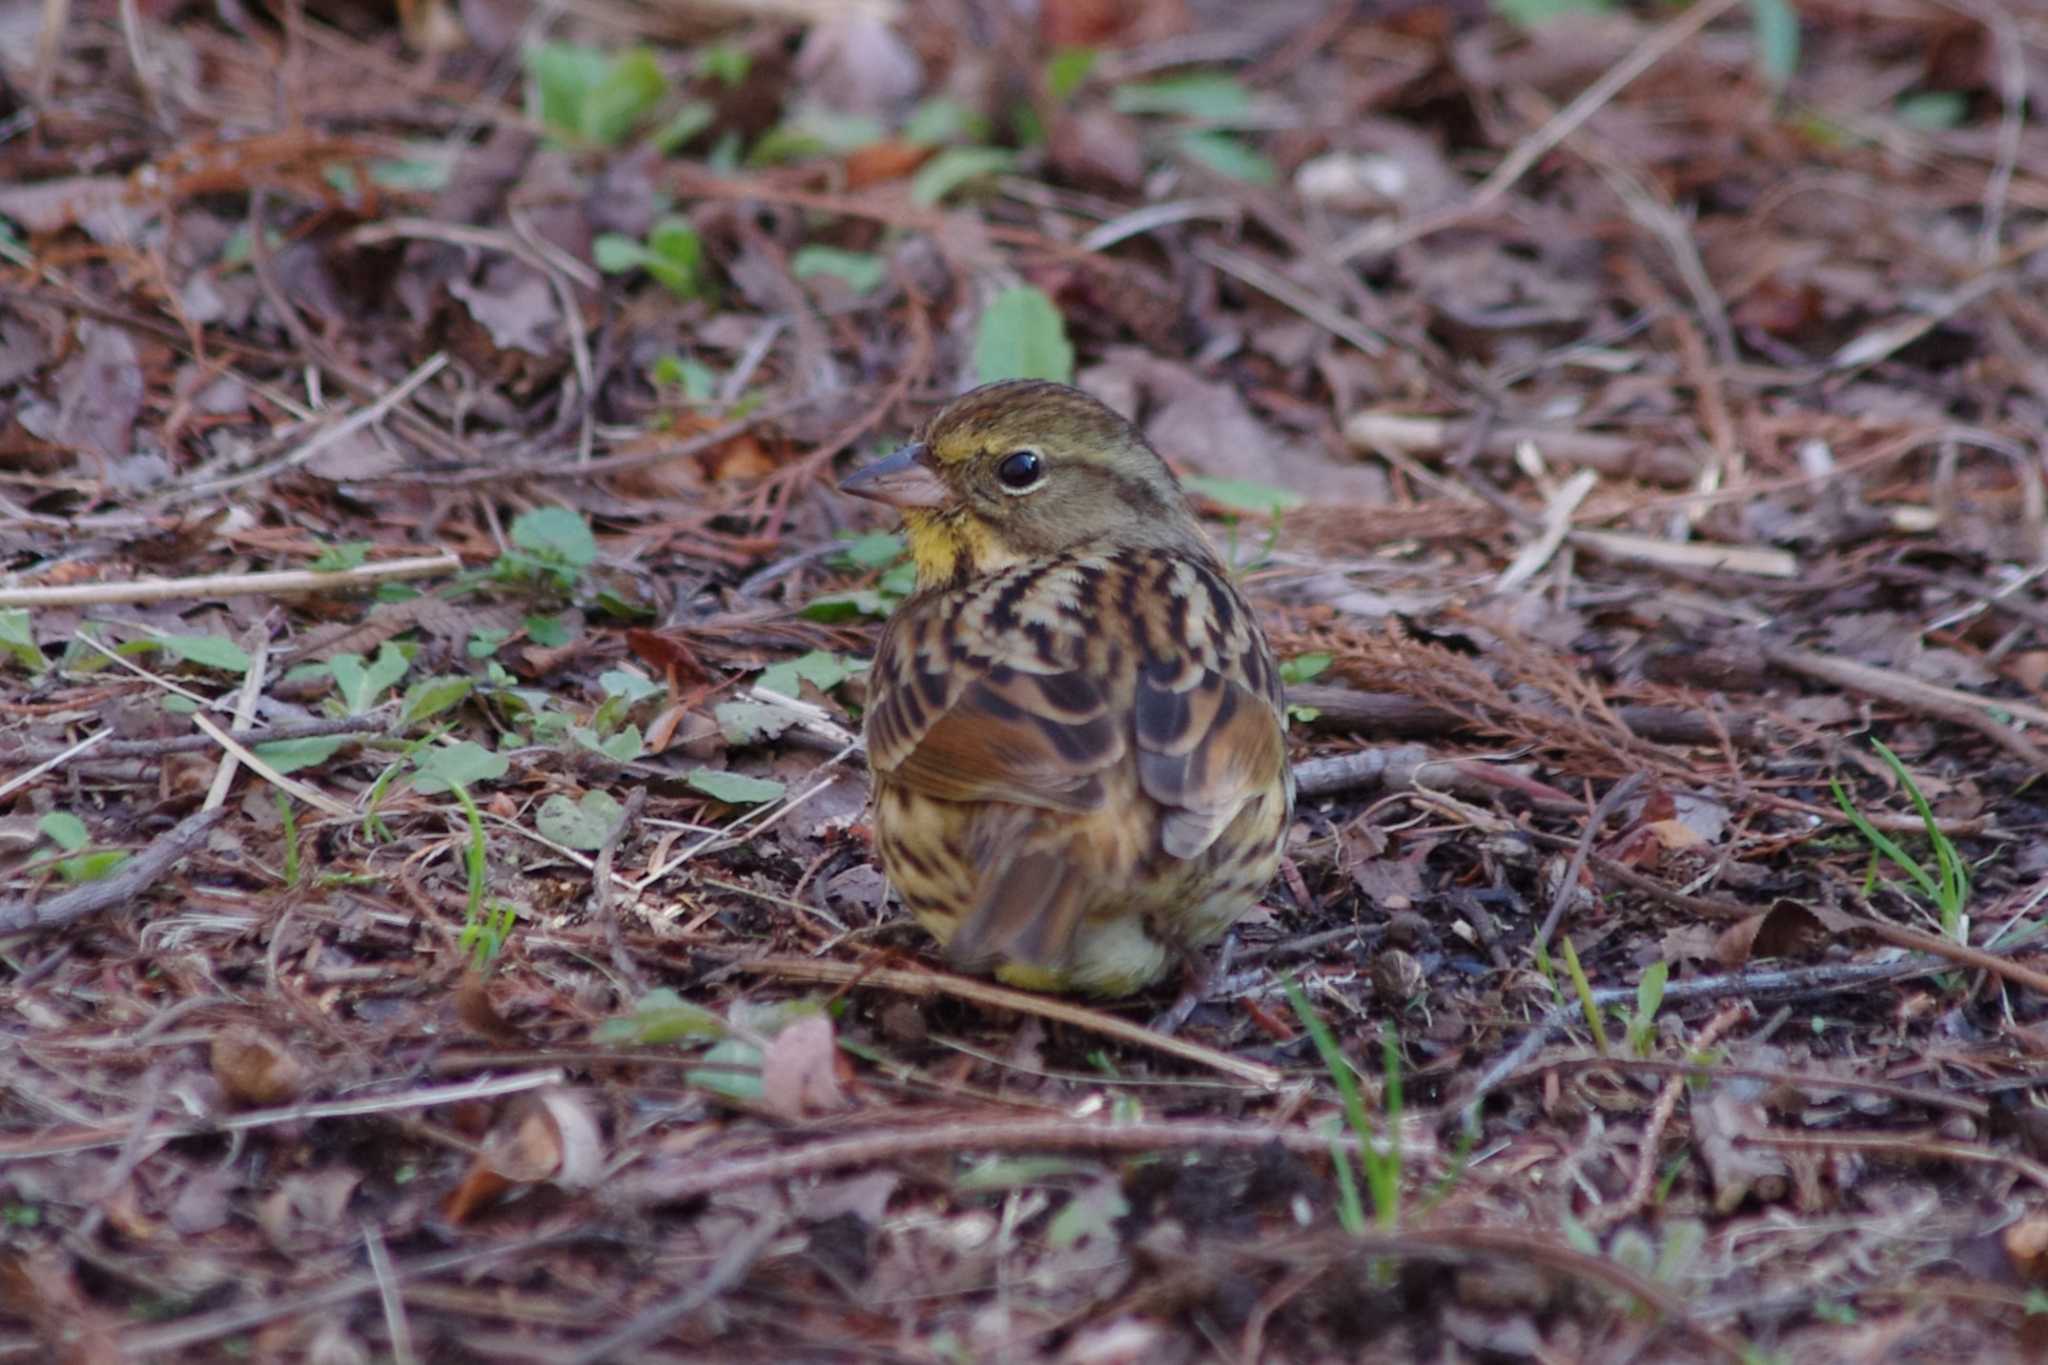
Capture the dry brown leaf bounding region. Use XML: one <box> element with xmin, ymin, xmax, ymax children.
<box><xmin>210</xmin><ymin>1024</ymin><xmax>310</xmax><ymax>1108</ymax></box>
<box><xmin>760</xmin><ymin>1014</ymin><xmax>851</xmax><ymax>1121</ymax></box>
<box><xmin>1692</xmin><ymin>1089</ymin><xmax>1789</xmax><ymax>1214</ymax></box>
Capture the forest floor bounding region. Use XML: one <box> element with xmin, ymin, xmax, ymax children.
<box><xmin>3</xmin><ymin>0</ymin><xmax>2048</xmax><ymax>1360</ymax></box>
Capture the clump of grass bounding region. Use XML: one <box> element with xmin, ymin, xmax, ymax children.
<box><xmin>1284</xmin><ymin>979</ymin><xmax>1402</xmax><ymax>1235</ymax></box>
<box><xmin>1832</xmin><ymin>738</ymin><xmax>1970</xmax><ymax>942</ymax></box>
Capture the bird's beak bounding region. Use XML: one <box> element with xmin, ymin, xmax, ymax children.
<box><xmin>838</xmin><ymin>443</ymin><xmax>950</xmax><ymax>510</ymax></box>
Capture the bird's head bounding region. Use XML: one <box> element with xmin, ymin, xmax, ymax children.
<box><xmin>839</xmin><ymin>380</ymin><xmax>1202</xmax><ymax>587</ymax></box>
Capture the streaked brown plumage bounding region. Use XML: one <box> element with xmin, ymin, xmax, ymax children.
<box><xmin>839</xmin><ymin>380</ymin><xmax>1293</xmax><ymax>995</ymax></box>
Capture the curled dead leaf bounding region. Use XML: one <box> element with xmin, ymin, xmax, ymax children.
<box><xmin>1715</xmin><ymin>899</ymin><xmax>1831</xmax><ymax>969</ymax></box>
<box><xmin>445</xmin><ymin>1089</ymin><xmax>607</xmax><ymax>1224</ymax></box>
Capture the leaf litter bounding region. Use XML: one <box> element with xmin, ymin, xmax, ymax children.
<box><xmin>3</xmin><ymin>0</ymin><xmax>2048</xmax><ymax>1359</ymax></box>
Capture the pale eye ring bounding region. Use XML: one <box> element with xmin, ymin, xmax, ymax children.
<box><xmin>996</xmin><ymin>449</ymin><xmax>1045</xmax><ymax>492</ymax></box>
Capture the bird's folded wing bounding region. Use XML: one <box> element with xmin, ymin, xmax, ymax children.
<box><xmin>867</xmin><ymin>647</ymin><xmax>1123</xmax><ymax>813</ymax></box>
<box><xmin>1133</xmin><ymin>657</ymin><xmax>1288</xmax><ymax>859</ymax></box>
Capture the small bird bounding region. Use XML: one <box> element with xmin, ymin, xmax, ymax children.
<box><xmin>839</xmin><ymin>380</ymin><xmax>1294</xmax><ymax>995</ymax></box>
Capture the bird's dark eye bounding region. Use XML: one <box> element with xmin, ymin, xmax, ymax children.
<box><xmin>996</xmin><ymin>449</ymin><xmax>1044</xmax><ymax>491</ymax></box>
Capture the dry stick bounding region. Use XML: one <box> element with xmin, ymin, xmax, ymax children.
<box><xmin>1496</xmin><ymin>467</ymin><xmax>1596</xmax><ymax>592</ymax></box>
<box><xmin>190</xmin><ymin>713</ymin><xmax>353</xmax><ymax>818</ymax></box>
<box><xmin>1749</xmin><ymin>1131</ymin><xmax>2048</xmax><ymax>1194</ymax></box>
<box><xmin>1457</xmin><ymin>956</ymin><xmax>1957</xmax><ymax>1129</ymax></box>
<box><xmin>0</xmin><ymin>806</ymin><xmax>226</xmax><ymax>935</ymax></box>
<box><xmin>1289</xmin><ymin>684</ymin><xmax>1761</xmax><ymax>748</ymax></box>
<box><xmin>1530</xmin><ymin>771</ymin><xmax>1647</xmax><ymax>956</ymax></box>
<box><xmin>202</xmin><ymin>627</ymin><xmax>269</xmax><ymax>812</ymax></box>
<box><xmin>0</xmin><ymin>1068</ymin><xmax>565</xmax><ymax>1162</ymax></box>
<box><xmin>1334</xmin><ymin>0</ymin><xmax>1744</xmax><ymax>260</ymax></box>
<box><xmin>376</xmin><ymin>393</ymin><xmax>819</xmax><ymax>487</ymax></box>
<box><xmin>0</xmin><ymin>553</ymin><xmax>461</xmax><ymax>608</ymax></box>
<box><xmin>731</xmin><ymin>957</ymin><xmax>1283</xmax><ymax>1089</ymax></box>
<box><xmin>1189</xmin><ymin>240</ymin><xmax>1387</xmax><ymax>356</ymax></box>
<box><xmin>157</xmin><ymin>352</ymin><xmax>451</xmax><ymax>505</ymax></box>
<box><xmin>1761</xmin><ymin>643</ymin><xmax>2048</xmax><ymax>771</ymax></box>
<box><xmin>616</xmin><ymin>1116</ymin><xmax>1434</xmax><ymax>1207</ymax></box>
<box><xmin>1290</xmin><ymin>746</ymin><xmax>1570</xmax><ymax>804</ymax></box>
<box><xmin>556</xmin><ymin>1214</ymin><xmax>786</xmax><ymax>1365</ymax></box>
<box><xmin>591</xmin><ymin>786</ymin><xmax>649</xmax><ymax>996</ymax></box>
<box><xmin>1257</xmin><ymin>1227</ymin><xmax>1745</xmax><ymax>1363</ymax></box>
<box><xmin>359</xmin><ymin>1221</ymin><xmax>415</xmax><ymax>1365</ymax></box>
<box><xmin>6</xmin><ymin>718</ymin><xmax>379</xmax><ymax>764</ymax></box>
<box><xmin>0</xmin><ymin>729</ymin><xmax>111</xmax><ymax>803</ymax></box>
<box><xmin>1531</xmin><ymin>1056</ymin><xmax>1990</xmax><ymax>1120</ymax></box>
<box><xmin>115</xmin><ymin>1236</ymin><xmax>564</xmax><ymax>1360</ymax></box>
<box><xmin>1584</xmin><ymin>1000</ymin><xmax>1748</xmax><ymax>1231</ymax></box>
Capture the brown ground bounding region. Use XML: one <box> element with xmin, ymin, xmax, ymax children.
<box><xmin>3</xmin><ymin>0</ymin><xmax>2048</xmax><ymax>1360</ymax></box>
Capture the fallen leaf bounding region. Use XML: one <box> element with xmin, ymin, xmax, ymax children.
<box><xmin>210</xmin><ymin>1025</ymin><xmax>310</xmax><ymax>1108</ymax></box>
<box><xmin>760</xmin><ymin>1014</ymin><xmax>851</xmax><ymax>1121</ymax></box>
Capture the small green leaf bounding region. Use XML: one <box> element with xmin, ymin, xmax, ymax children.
<box><xmin>1636</xmin><ymin>960</ymin><xmax>1669</xmax><ymax>1022</ymax></box>
<box><xmin>1897</xmin><ymin>90</ymin><xmax>1967</xmax><ymax>130</ymax></box>
<box><xmin>411</xmin><ymin>741</ymin><xmax>510</xmax><ymax>794</ymax></box>
<box><xmin>38</xmin><ymin>812</ymin><xmax>89</xmax><ymax>852</ymax></box>
<box><xmin>536</xmin><ymin>790</ymin><xmax>625</xmax><ymax>849</ymax></box>
<box><xmin>652</xmin><ymin>355</ymin><xmax>716</xmax><ymax>399</ymax></box>
<box><xmin>791</xmin><ymin>245</ymin><xmax>887</xmax><ymax>295</ymax></box>
<box><xmin>573</xmin><ymin>723</ymin><xmax>644</xmax><ymax>763</ymax></box>
<box><xmin>687</xmin><ymin>769</ymin><xmax>786</xmax><ymax>804</ymax></box>
<box><xmin>650</xmin><ymin>100</ymin><xmax>715</xmax><ymax>154</ymax></box>
<box><xmin>1747</xmin><ymin>0</ymin><xmax>1800</xmax><ymax>88</ymax></box>
<box><xmin>1176</xmin><ymin>130</ymin><xmax>1275</xmax><ymax>184</ymax></box>
<box><xmin>688</xmin><ymin>1036</ymin><xmax>764</xmax><ymax>1101</ymax></box>
<box><xmin>468</xmin><ymin>628</ymin><xmax>512</xmax><ymax>659</ymax></box>
<box><xmin>581</xmin><ymin>48</ymin><xmax>667</xmax><ymax>145</ymax></box>
<box><xmin>254</xmin><ymin>736</ymin><xmax>352</xmax><ymax>774</ymax></box>
<box><xmin>0</xmin><ymin>609</ymin><xmax>45</xmax><ymax>671</ymax></box>
<box><xmin>510</xmin><ymin>506</ymin><xmax>599</xmax><ymax>569</ymax></box>
<box><xmin>367</xmin><ymin>157</ymin><xmax>450</xmax><ymax>191</ymax></box>
<box><xmin>909</xmin><ymin>146</ymin><xmax>1015</xmax><ymax>205</ymax></box>
<box><xmin>1492</xmin><ymin>0</ymin><xmax>1615</xmax><ymax>24</ymax></box>
<box><xmin>307</xmin><ymin>541</ymin><xmax>373</xmax><ymax>572</ymax></box>
<box><xmin>974</xmin><ymin>285</ymin><xmax>1074</xmax><ymax>385</ymax></box>
<box><xmin>525</xmin><ymin>614</ymin><xmax>575</xmax><ymax>648</ymax></box>
<box><xmin>330</xmin><ymin>644</ymin><xmax>411</xmax><ymax>715</ymax></box>
<box><xmin>697</xmin><ymin>42</ymin><xmax>751</xmax><ymax>88</ymax></box>
<box><xmin>595</xmin><ymin>987</ymin><xmax>727</xmax><ymax>1044</ymax></box>
<box><xmin>903</xmin><ymin>97</ymin><xmax>989</xmax><ymax>146</ymax></box>
<box><xmin>758</xmin><ymin>649</ymin><xmax>864</xmax><ymax>699</ymax></box>
<box><xmin>599</xmin><ymin>669</ymin><xmax>662</xmax><ymax>703</ymax></box>
<box><xmin>400</xmin><ymin>675</ymin><xmax>474</xmax><ymax>726</ymax></box>
<box><xmin>1045</xmin><ymin>47</ymin><xmax>1098</xmax><ymax>102</ymax></box>
<box><xmin>1111</xmin><ymin>71</ymin><xmax>1251</xmax><ymax>119</ymax></box>
<box><xmin>714</xmin><ymin>699</ymin><xmax>804</xmax><ymax>746</ymax></box>
<box><xmin>835</xmin><ymin>530</ymin><xmax>905</xmax><ymax>569</ymax></box>
<box><xmin>954</xmin><ymin>1156</ymin><xmax>1092</xmax><ymax>1191</ymax></box>
<box><xmin>1182</xmin><ymin>474</ymin><xmax>1305</xmax><ymax>515</ymax></box>
<box><xmin>1278</xmin><ymin>653</ymin><xmax>1332</xmax><ymax>686</ymax></box>
<box><xmin>156</xmin><ymin>634</ymin><xmax>251</xmax><ymax>674</ymax></box>
<box><xmin>593</xmin><ymin>233</ymin><xmax>649</xmax><ymax>274</ymax></box>
<box><xmin>644</xmin><ymin>218</ymin><xmax>705</xmax><ymax>297</ymax></box>
<box><xmin>56</xmin><ymin>850</ymin><xmax>128</xmax><ymax>883</ymax></box>
<box><xmin>527</xmin><ymin>42</ymin><xmax>612</xmax><ymax>140</ymax></box>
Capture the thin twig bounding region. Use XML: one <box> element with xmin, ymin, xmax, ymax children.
<box><xmin>591</xmin><ymin>786</ymin><xmax>649</xmax><ymax>995</ymax></box>
<box><xmin>556</xmin><ymin>1214</ymin><xmax>786</xmax><ymax>1365</ymax></box>
<box><xmin>1531</xmin><ymin>771</ymin><xmax>1646</xmax><ymax>956</ymax></box>
<box><xmin>0</xmin><ymin>553</ymin><xmax>462</xmax><ymax>607</ymax></box>
<box><xmin>729</xmin><ymin>957</ymin><xmax>1284</xmax><ymax>1088</ymax></box>
<box><xmin>0</xmin><ymin>806</ymin><xmax>226</xmax><ymax>935</ymax></box>
<box><xmin>1</xmin><ymin>1068</ymin><xmax>566</xmax><ymax>1161</ymax></box>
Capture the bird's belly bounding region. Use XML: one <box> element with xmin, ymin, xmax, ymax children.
<box><xmin>871</xmin><ymin>777</ymin><xmax>1286</xmax><ymax>994</ymax></box>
